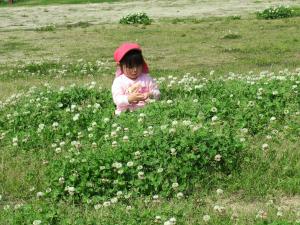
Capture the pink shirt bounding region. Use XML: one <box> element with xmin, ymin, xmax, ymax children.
<box><xmin>112</xmin><ymin>73</ymin><xmax>160</xmax><ymax>115</ymax></box>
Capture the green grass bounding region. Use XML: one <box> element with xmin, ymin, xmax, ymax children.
<box><xmin>0</xmin><ymin>13</ymin><xmax>300</xmax><ymax>225</ymax></box>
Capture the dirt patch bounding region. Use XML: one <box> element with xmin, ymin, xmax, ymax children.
<box><xmin>0</xmin><ymin>0</ymin><xmax>299</xmax><ymax>30</ymax></box>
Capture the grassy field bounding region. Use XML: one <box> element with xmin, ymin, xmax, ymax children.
<box><xmin>0</xmin><ymin>6</ymin><xmax>300</xmax><ymax>225</ymax></box>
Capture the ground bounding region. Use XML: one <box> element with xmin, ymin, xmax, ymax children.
<box><xmin>0</xmin><ymin>0</ymin><xmax>298</xmax><ymax>30</ymax></box>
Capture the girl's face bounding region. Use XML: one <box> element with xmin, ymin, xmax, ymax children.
<box><xmin>121</xmin><ymin>64</ymin><xmax>143</xmax><ymax>80</ymax></box>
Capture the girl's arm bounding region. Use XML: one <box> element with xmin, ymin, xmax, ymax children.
<box><xmin>112</xmin><ymin>79</ymin><xmax>130</xmax><ymax>107</ymax></box>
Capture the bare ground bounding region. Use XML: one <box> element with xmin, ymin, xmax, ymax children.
<box><xmin>0</xmin><ymin>0</ymin><xmax>299</xmax><ymax>30</ymax></box>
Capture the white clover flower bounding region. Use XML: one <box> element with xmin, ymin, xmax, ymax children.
<box><xmin>112</xmin><ymin>162</ymin><xmax>122</xmax><ymax>169</ymax></box>
<box><xmin>172</xmin><ymin>120</ymin><xmax>178</xmax><ymax>126</ymax></box>
<box><xmin>110</xmin><ymin>197</ymin><xmax>118</xmax><ymax>204</ymax></box>
<box><xmin>153</xmin><ymin>195</ymin><xmax>159</xmax><ymax>200</ymax></box>
<box><xmin>192</xmin><ymin>126</ymin><xmax>200</xmax><ymax>132</ymax></box>
<box><xmin>99</xmin><ymin>166</ymin><xmax>105</xmax><ymax>170</ymax></box>
<box><xmin>155</xmin><ymin>216</ymin><xmax>162</xmax><ymax>223</ymax></box>
<box><xmin>176</xmin><ymin>192</ymin><xmax>184</xmax><ymax>199</ymax></box>
<box><xmin>170</xmin><ymin>148</ymin><xmax>177</xmax><ymax>156</ymax></box>
<box><xmin>65</xmin><ymin>186</ymin><xmax>75</xmax><ymax>195</ymax></box>
<box><xmin>103</xmin><ymin>201</ymin><xmax>111</xmax><ymax>207</ymax></box>
<box><xmin>262</xmin><ymin>143</ymin><xmax>269</xmax><ymax>150</ymax></box>
<box><xmin>59</xmin><ymin>177</ymin><xmax>65</xmax><ymax>184</ymax></box>
<box><xmin>137</xmin><ymin>165</ymin><xmax>143</xmax><ymax>170</ymax></box>
<box><xmin>55</xmin><ymin>147</ymin><xmax>61</xmax><ymax>154</ymax></box>
<box><xmin>117</xmin><ymin>169</ymin><xmax>124</xmax><ymax>174</ymax></box>
<box><xmin>277</xmin><ymin>210</ymin><xmax>283</xmax><ymax>217</ymax></box>
<box><xmin>270</xmin><ymin>116</ymin><xmax>276</xmax><ymax>122</ymax></box>
<box><xmin>272</xmin><ymin>91</ymin><xmax>278</xmax><ymax>95</ymax></box>
<box><xmin>211</xmin><ymin>116</ymin><xmax>218</xmax><ymax>122</ymax></box>
<box><xmin>124</xmin><ymin>127</ymin><xmax>129</xmax><ymax>132</ymax></box>
<box><xmin>36</xmin><ymin>192</ymin><xmax>44</xmax><ymax>198</ymax></box>
<box><xmin>169</xmin><ymin>217</ymin><xmax>176</xmax><ymax>224</ymax></box>
<box><xmin>94</xmin><ymin>204</ymin><xmax>102</xmax><ymax>210</ymax></box>
<box><xmin>33</xmin><ymin>220</ymin><xmax>42</xmax><ymax>225</ymax></box>
<box><xmin>139</xmin><ymin>113</ymin><xmax>146</xmax><ymax>117</ymax></box>
<box><xmin>256</xmin><ymin>210</ymin><xmax>267</xmax><ymax>219</ymax></box>
<box><xmin>193</xmin><ymin>99</ymin><xmax>198</xmax><ymax>103</ymax></box>
<box><xmin>182</xmin><ymin>120</ymin><xmax>192</xmax><ymax>126</ymax></box>
<box><xmin>112</xmin><ymin>123</ymin><xmax>118</xmax><ymax>128</ymax></box>
<box><xmin>73</xmin><ymin>113</ymin><xmax>80</xmax><ymax>121</ymax></box>
<box><xmin>240</xmin><ymin>128</ymin><xmax>248</xmax><ymax>134</ymax></box>
<box><xmin>13</xmin><ymin>203</ymin><xmax>23</xmax><ymax>210</ymax></box>
<box><xmin>203</xmin><ymin>215</ymin><xmax>210</xmax><ymax>222</ymax></box>
<box><xmin>214</xmin><ymin>205</ymin><xmax>225</xmax><ymax>214</ymax></box>
<box><xmin>127</xmin><ymin>161</ymin><xmax>134</xmax><ymax>167</ymax></box>
<box><xmin>124</xmin><ymin>193</ymin><xmax>132</xmax><ymax>199</ymax></box>
<box><xmin>167</xmin><ymin>100</ymin><xmax>173</xmax><ymax>104</ymax></box>
<box><xmin>211</xmin><ymin>107</ymin><xmax>217</xmax><ymax>113</ymax></box>
<box><xmin>123</xmin><ymin>136</ymin><xmax>129</xmax><ymax>142</ymax></box>
<box><xmin>195</xmin><ymin>84</ymin><xmax>204</xmax><ymax>89</ymax></box>
<box><xmin>126</xmin><ymin>205</ymin><xmax>132</xmax><ymax>211</ymax></box>
<box><xmin>143</xmin><ymin>131</ymin><xmax>149</xmax><ymax>137</ymax></box>
<box><xmin>38</xmin><ymin>124</ymin><xmax>45</xmax><ymax>130</ymax></box>
<box><xmin>112</xmin><ymin>141</ymin><xmax>118</xmax><ymax>147</ymax></box>
<box><xmin>111</xmin><ymin>131</ymin><xmax>117</xmax><ymax>137</ymax></box>
<box><xmin>29</xmin><ymin>187</ymin><xmax>36</xmax><ymax>192</ymax></box>
<box><xmin>169</xmin><ymin>128</ymin><xmax>176</xmax><ymax>133</ymax></box>
<box><xmin>138</xmin><ymin>118</ymin><xmax>144</xmax><ymax>123</ymax></box>
<box><xmin>52</xmin><ymin>122</ymin><xmax>59</xmax><ymax>128</ymax></box>
<box><xmin>248</xmin><ymin>101</ymin><xmax>255</xmax><ymax>107</ymax></box>
<box><xmin>172</xmin><ymin>182</ymin><xmax>179</xmax><ymax>189</ymax></box>
<box><xmin>216</xmin><ymin>188</ymin><xmax>224</xmax><ymax>195</ymax></box>
<box><xmin>92</xmin><ymin>142</ymin><xmax>97</xmax><ymax>148</ymax></box>
<box><xmin>116</xmin><ymin>191</ymin><xmax>123</xmax><ymax>196</ymax></box>
<box><xmin>214</xmin><ymin>154</ymin><xmax>222</xmax><ymax>162</ymax></box>
<box><xmin>157</xmin><ymin>168</ymin><xmax>164</xmax><ymax>173</ymax></box>
<box><xmin>138</xmin><ymin>171</ymin><xmax>145</xmax><ymax>179</ymax></box>
<box><xmin>134</xmin><ymin>151</ymin><xmax>141</xmax><ymax>158</ymax></box>
<box><xmin>164</xmin><ymin>221</ymin><xmax>172</xmax><ymax>225</ymax></box>
<box><xmin>103</xmin><ymin>118</ymin><xmax>110</xmax><ymax>123</ymax></box>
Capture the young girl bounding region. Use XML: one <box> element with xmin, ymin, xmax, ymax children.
<box><xmin>112</xmin><ymin>43</ymin><xmax>160</xmax><ymax>115</ymax></box>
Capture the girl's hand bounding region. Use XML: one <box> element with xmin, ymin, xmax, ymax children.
<box><xmin>128</xmin><ymin>92</ymin><xmax>148</xmax><ymax>103</ymax></box>
<box><xmin>128</xmin><ymin>83</ymin><xmax>142</xmax><ymax>94</ymax></box>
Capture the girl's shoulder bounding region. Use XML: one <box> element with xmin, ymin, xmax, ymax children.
<box><xmin>139</xmin><ymin>73</ymin><xmax>153</xmax><ymax>80</ymax></box>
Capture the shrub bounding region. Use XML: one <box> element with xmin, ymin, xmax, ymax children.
<box><xmin>119</xmin><ymin>12</ymin><xmax>152</xmax><ymax>25</ymax></box>
<box><xmin>35</xmin><ymin>24</ymin><xmax>56</xmax><ymax>32</ymax></box>
<box><xmin>256</xmin><ymin>5</ymin><xmax>293</xmax><ymax>19</ymax></box>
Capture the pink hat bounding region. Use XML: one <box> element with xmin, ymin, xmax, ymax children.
<box><xmin>114</xmin><ymin>42</ymin><xmax>149</xmax><ymax>77</ymax></box>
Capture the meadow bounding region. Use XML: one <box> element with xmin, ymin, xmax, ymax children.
<box><xmin>0</xmin><ymin>2</ymin><xmax>300</xmax><ymax>225</ymax></box>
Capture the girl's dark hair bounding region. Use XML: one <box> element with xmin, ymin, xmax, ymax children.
<box><xmin>120</xmin><ymin>50</ymin><xmax>144</xmax><ymax>68</ymax></box>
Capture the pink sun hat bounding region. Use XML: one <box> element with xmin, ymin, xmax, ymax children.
<box><xmin>113</xmin><ymin>42</ymin><xmax>149</xmax><ymax>77</ymax></box>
